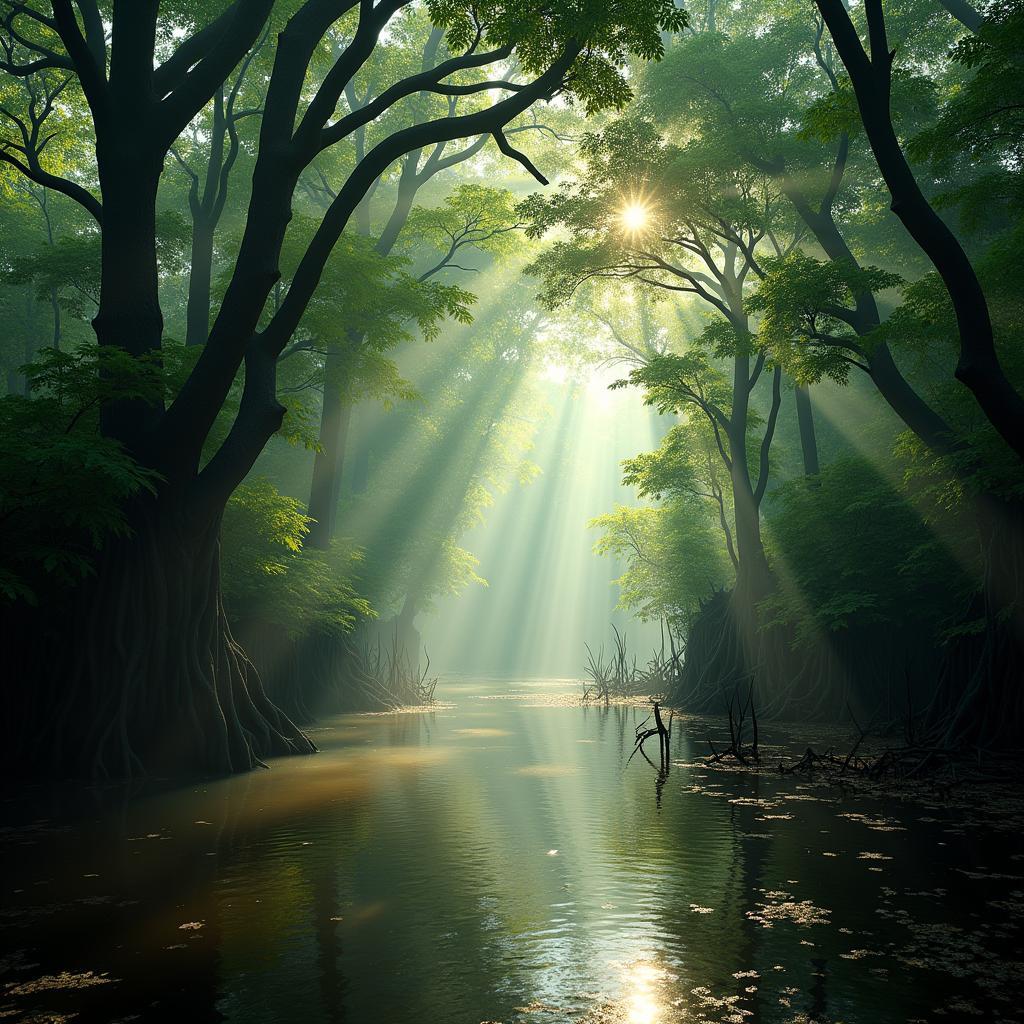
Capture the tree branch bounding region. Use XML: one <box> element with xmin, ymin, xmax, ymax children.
<box><xmin>318</xmin><ymin>41</ymin><xmax>515</xmax><ymax>151</ymax></box>
<box><xmin>492</xmin><ymin>125</ymin><xmax>548</xmax><ymax>184</ymax></box>
<box><xmin>155</xmin><ymin>0</ymin><xmax>276</xmax><ymax>146</ymax></box>
<box><xmin>747</xmin><ymin>349</ymin><xmax>766</xmax><ymax>392</ymax></box>
<box><xmin>50</xmin><ymin>0</ymin><xmax>105</xmax><ymax>107</ymax></box>
<box><xmin>291</xmin><ymin>0</ymin><xmax>407</xmax><ymax>154</ymax></box>
<box><xmin>753</xmin><ymin>363</ymin><xmax>782</xmax><ymax>505</ymax></box>
<box><xmin>429</xmin><ymin>78</ymin><xmax>526</xmax><ymax>95</ymax></box>
<box><xmin>0</xmin><ymin>147</ymin><xmax>100</xmax><ymax>221</ymax></box>
<box><xmin>166</xmin><ymin>39</ymin><xmax>580</xmax><ymax>485</ymax></box>
<box><xmin>74</xmin><ymin>0</ymin><xmax>105</xmax><ymax>72</ymax></box>
<box><xmin>0</xmin><ymin>72</ymin><xmax>102</xmax><ymax>221</ymax></box>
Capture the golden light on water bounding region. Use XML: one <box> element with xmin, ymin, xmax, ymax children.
<box><xmin>626</xmin><ymin>990</ymin><xmax>660</xmax><ymax>1024</ymax></box>
<box><xmin>623</xmin><ymin>961</ymin><xmax>668</xmax><ymax>1024</ymax></box>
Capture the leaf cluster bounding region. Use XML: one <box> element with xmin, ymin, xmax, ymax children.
<box><xmin>221</xmin><ymin>478</ymin><xmax>374</xmax><ymax>639</ymax></box>
<box><xmin>0</xmin><ymin>347</ymin><xmax>162</xmax><ymax>602</ymax></box>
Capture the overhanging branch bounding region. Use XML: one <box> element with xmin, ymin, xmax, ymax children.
<box><xmin>492</xmin><ymin>126</ymin><xmax>548</xmax><ymax>184</ymax></box>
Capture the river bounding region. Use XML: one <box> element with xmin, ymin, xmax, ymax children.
<box><xmin>2</xmin><ymin>677</ymin><xmax>1022</xmax><ymax>1023</ymax></box>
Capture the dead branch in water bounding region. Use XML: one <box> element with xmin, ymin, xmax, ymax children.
<box><xmin>628</xmin><ymin>699</ymin><xmax>674</xmax><ymax>773</ymax></box>
<box><xmin>707</xmin><ymin>679</ymin><xmax>760</xmax><ymax>765</ymax></box>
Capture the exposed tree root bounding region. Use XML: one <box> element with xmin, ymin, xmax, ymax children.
<box><xmin>698</xmin><ymin>685</ymin><xmax>1023</xmax><ymax>789</ymax></box>
<box><xmin>668</xmin><ymin>586</ymin><xmax>958</xmax><ymax>736</ymax></box>
<box><xmin>242</xmin><ymin>619</ymin><xmax>439</xmax><ymax>722</ymax></box>
<box><xmin>2</xmin><ymin>506</ymin><xmax>315</xmax><ymax>781</ymax></box>
<box><xmin>330</xmin><ymin>628</ymin><xmax>438</xmax><ymax>711</ymax></box>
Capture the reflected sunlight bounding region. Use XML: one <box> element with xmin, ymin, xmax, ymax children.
<box><xmin>623</xmin><ymin>961</ymin><xmax>668</xmax><ymax>1024</ymax></box>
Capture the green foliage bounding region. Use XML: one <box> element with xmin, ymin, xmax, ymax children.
<box><xmin>428</xmin><ymin>0</ymin><xmax>688</xmax><ymax>113</ymax></box>
<box><xmin>748</xmin><ymin>253</ymin><xmax>903</xmax><ymax>384</ymax></box>
<box><xmin>21</xmin><ymin>344</ymin><xmax>165</xmax><ymax>410</ymax></box>
<box><xmin>798</xmin><ymin>85</ymin><xmax>861</xmax><ymax>144</ymax></box>
<box><xmin>697</xmin><ymin>319</ymin><xmax>756</xmax><ymax>360</ymax></box>
<box><xmin>595</xmin><ymin>416</ymin><xmax>735</xmax><ymax>630</ymax></box>
<box><xmin>274</xmin><ymin>222</ymin><xmax>476</xmax><ymax>407</ymax></box>
<box><xmin>612</xmin><ymin>351</ymin><xmax>733</xmax><ymax>421</ymax></box>
<box><xmin>3</xmin><ymin>0</ymin><xmax>1020</xmax><ymax>691</ymax></box>
<box><xmin>593</xmin><ymin>503</ymin><xmax>730</xmax><ymax>627</ymax></box>
<box><xmin>803</xmin><ymin>67</ymin><xmax>938</xmax><ymax>142</ymax></box>
<box><xmin>403</xmin><ymin>184</ymin><xmax>523</xmax><ymax>272</ymax></box>
<box><xmin>910</xmin><ymin>0</ymin><xmax>1024</xmax><ymax>230</ymax></box>
<box><xmin>0</xmin><ymin>348</ymin><xmax>160</xmax><ymax>602</ymax></box>
<box><xmin>762</xmin><ymin>457</ymin><xmax>971</xmax><ymax>646</ymax></box>
<box><xmin>642</xmin><ymin>25</ymin><xmax>823</xmax><ymax>170</ymax></box>
<box><xmin>221</xmin><ymin>478</ymin><xmax>374</xmax><ymax>639</ymax></box>
<box><xmin>7</xmin><ymin>233</ymin><xmax>100</xmax><ymax>316</ymax></box>
<box><xmin>622</xmin><ymin>422</ymin><xmax>722</xmax><ymax>501</ymax></box>
<box><xmin>6</xmin><ymin>211</ymin><xmax>191</xmax><ymax>320</ymax></box>
<box><xmin>520</xmin><ymin>115</ymin><xmax>790</xmax><ymax>314</ymax></box>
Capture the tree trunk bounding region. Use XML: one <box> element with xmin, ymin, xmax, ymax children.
<box><xmin>937</xmin><ymin>0</ymin><xmax>984</xmax><ymax>32</ymax></box>
<box><xmin>185</xmin><ymin>215</ymin><xmax>215</xmax><ymax>347</ymax></box>
<box><xmin>92</xmin><ymin>159</ymin><xmax>165</xmax><ymax>445</ymax></box>
<box><xmin>786</xmin><ymin>184</ymin><xmax>963</xmax><ymax>458</ymax></box>
<box><xmin>730</xmin><ymin>455</ymin><xmax>771</xmax><ymax>598</ymax></box>
<box><xmin>396</xmin><ymin>592</ymin><xmax>421</xmax><ymax>670</ymax></box>
<box><xmin>924</xmin><ymin>497</ymin><xmax>1024</xmax><ymax>748</ymax></box>
<box><xmin>19</xmin><ymin>288</ymin><xmax>36</xmax><ymax>395</ymax></box>
<box><xmin>303</xmin><ymin>167</ymin><xmax>418</xmax><ymax>549</ymax></box>
<box><xmin>351</xmin><ymin>426</ymin><xmax>370</xmax><ymax>495</ymax></box>
<box><xmin>3</xmin><ymin>494</ymin><xmax>315</xmax><ymax>779</ymax></box>
<box><xmin>789</xmin><ymin>180</ymin><xmax>1024</xmax><ymax>741</ymax></box>
<box><xmin>727</xmin><ymin>350</ymin><xmax>773</xmax><ymax>599</ymax></box>
<box><xmin>49</xmin><ymin>286</ymin><xmax>61</xmax><ymax>351</ymax></box>
<box><xmin>307</xmin><ymin>347</ymin><xmax>355</xmax><ymax>550</ymax></box>
<box><xmin>794</xmin><ymin>383</ymin><xmax>820</xmax><ymax>477</ymax></box>
<box><xmin>20</xmin><ymin>331</ymin><xmax>32</xmax><ymax>396</ymax></box>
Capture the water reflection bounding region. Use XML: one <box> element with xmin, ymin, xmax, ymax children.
<box><xmin>622</xmin><ymin>961</ymin><xmax>669</xmax><ymax>1024</ymax></box>
<box><xmin>1</xmin><ymin>678</ymin><xmax>1022</xmax><ymax>1023</ymax></box>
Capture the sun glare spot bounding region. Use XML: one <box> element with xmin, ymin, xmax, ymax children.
<box><xmin>620</xmin><ymin>201</ymin><xmax>650</xmax><ymax>233</ymax></box>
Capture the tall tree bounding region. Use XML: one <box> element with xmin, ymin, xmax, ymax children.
<box><xmin>0</xmin><ymin>0</ymin><xmax>686</xmax><ymax>778</ymax></box>
<box><xmin>815</xmin><ymin>0</ymin><xmax>1024</xmax><ymax>463</ymax></box>
<box><xmin>523</xmin><ymin>119</ymin><xmax>792</xmax><ymax>598</ymax></box>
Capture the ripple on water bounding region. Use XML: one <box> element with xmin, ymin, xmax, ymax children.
<box><xmin>1</xmin><ymin>679</ymin><xmax>1023</xmax><ymax>1024</ymax></box>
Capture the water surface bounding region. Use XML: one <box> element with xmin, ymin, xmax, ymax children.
<box><xmin>2</xmin><ymin>677</ymin><xmax>1022</xmax><ymax>1023</ymax></box>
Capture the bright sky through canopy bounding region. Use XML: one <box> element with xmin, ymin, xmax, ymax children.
<box><xmin>620</xmin><ymin>201</ymin><xmax>650</xmax><ymax>233</ymax></box>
